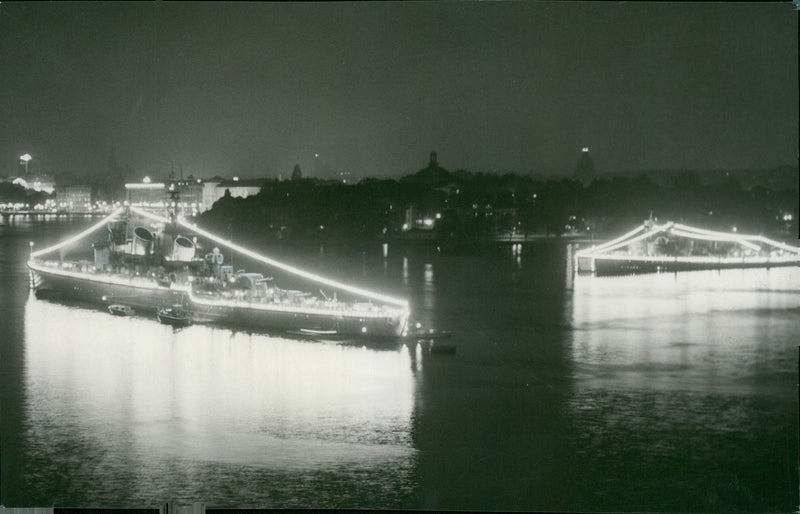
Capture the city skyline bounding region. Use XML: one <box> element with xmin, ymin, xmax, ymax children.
<box><xmin>1</xmin><ymin>2</ymin><xmax>797</xmax><ymax>179</ymax></box>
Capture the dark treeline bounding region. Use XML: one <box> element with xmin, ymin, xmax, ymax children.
<box><xmin>0</xmin><ymin>182</ymin><xmax>50</xmax><ymax>207</ymax></box>
<box><xmin>197</xmin><ymin>167</ymin><xmax>798</xmax><ymax>250</ymax></box>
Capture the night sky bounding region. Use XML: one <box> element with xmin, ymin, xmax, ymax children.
<box><xmin>1</xmin><ymin>2</ymin><xmax>797</xmax><ymax>180</ymax></box>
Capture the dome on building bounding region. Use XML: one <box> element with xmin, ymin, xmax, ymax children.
<box><xmin>408</xmin><ymin>150</ymin><xmax>451</xmax><ymax>187</ymax></box>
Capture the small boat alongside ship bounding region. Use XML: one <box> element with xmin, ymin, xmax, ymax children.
<box><xmin>27</xmin><ymin>206</ymin><xmax>410</xmax><ymax>337</ymax></box>
<box><xmin>157</xmin><ymin>306</ymin><xmax>191</xmax><ymax>327</ymax></box>
<box><xmin>108</xmin><ymin>304</ymin><xmax>134</xmax><ymax>316</ymax></box>
<box><xmin>575</xmin><ymin>219</ymin><xmax>800</xmax><ymax>275</ymax></box>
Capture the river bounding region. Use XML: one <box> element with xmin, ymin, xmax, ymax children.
<box><xmin>1</xmin><ymin>215</ymin><xmax>798</xmax><ymax>511</ymax></box>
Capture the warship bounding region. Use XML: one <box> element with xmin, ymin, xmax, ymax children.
<box><xmin>575</xmin><ymin>219</ymin><xmax>800</xmax><ymax>275</ymax></box>
<box><xmin>27</xmin><ymin>206</ymin><xmax>410</xmax><ymax>337</ymax></box>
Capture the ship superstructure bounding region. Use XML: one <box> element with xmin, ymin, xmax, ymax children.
<box><xmin>27</xmin><ymin>206</ymin><xmax>409</xmax><ymax>337</ymax></box>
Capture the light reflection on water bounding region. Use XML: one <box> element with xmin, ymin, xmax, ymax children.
<box><xmin>569</xmin><ymin>267</ymin><xmax>800</xmax><ymax>394</ymax></box>
<box><xmin>23</xmin><ymin>294</ymin><xmax>417</xmax><ymax>505</ymax></box>
<box><xmin>565</xmin><ymin>266</ymin><xmax>800</xmax><ymax>511</ymax></box>
<box><xmin>6</xmin><ymin>218</ymin><xmax>800</xmax><ymax>511</ymax></box>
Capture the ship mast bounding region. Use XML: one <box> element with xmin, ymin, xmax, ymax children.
<box><xmin>167</xmin><ymin>186</ymin><xmax>180</xmax><ymax>227</ymax></box>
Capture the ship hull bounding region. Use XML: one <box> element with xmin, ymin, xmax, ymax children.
<box><xmin>190</xmin><ymin>300</ymin><xmax>406</xmax><ymax>337</ymax></box>
<box><xmin>28</xmin><ymin>262</ymin><xmax>407</xmax><ymax>338</ymax></box>
<box><xmin>588</xmin><ymin>256</ymin><xmax>800</xmax><ymax>276</ymax></box>
<box><xmin>29</xmin><ymin>263</ymin><xmax>181</xmax><ymax>310</ymax></box>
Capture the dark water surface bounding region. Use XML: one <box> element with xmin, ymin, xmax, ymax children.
<box><xmin>1</xmin><ymin>216</ymin><xmax>798</xmax><ymax>511</ymax></box>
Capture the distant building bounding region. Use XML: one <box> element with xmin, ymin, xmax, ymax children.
<box><xmin>202</xmin><ymin>178</ymin><xmax>223</xmax><ymax>211</ymax></box>
<box><xmin>399</xmin><ymin>151</ymin><xmax>452</xmax><ymax>231</ymax></box>
<box><xmin>173</xmin><ymin>179</ymin><xmax>204</xmax><ymax>216</ymax></box>
<box><xmin>574</xmin><ymin>147</ymin><xmax>595</xmax><ymax>184</ymax></box>
<box><xmin>127</xmin><ymin>176</ymin><xmax>267</xmax><ymax>215</ymax></box>
<box><xmin>405</xmin><ymin>151</ymin><xmax>451</xmax><ymax>188</ymax></box>
<box><xmin>56</xmin><ymin>185</ymin><xmax>92</xmax><ymax>212</ymax></box>
<box><xmin>126</xmin><ymin>179</ymin><xmax>168</xmax><ymax>214</ymax></box>
<box><xmin>336</xmin><ymin>170</ymin><xmax>353</xmax><ymax>184</ymax></box>
<box><xmin>202</xmin><ymin>178</ymin><xmax>266</xmax><ymax>212</ymax></box>
<box><xmin>291</xmin><ymin>165</ymin><xmax>302</xmax><ymax>181</ymax></box>
<box><xmin>403</xmin><ymin>205</ymin><xmax>442</xmax><ymax>231</ymax></box>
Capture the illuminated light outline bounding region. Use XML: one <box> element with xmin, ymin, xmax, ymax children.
<box><xmin>578</xmin><ymin>220</ymin><xmax>800</xmax><ymax>259</ymax></box>
<box><xmin>30</xmin><ymin>207</ymin><xmax>126</xmax><ymax>258</ymax></box>
<box><xmin>672</xmin><ymin>223</ymin><xmax>800</xmax><ymax>254</ymax></box>
<box><xmin>592</xmin><ymin>223</ymin><xmax>672</xmax><ymax>255</ymax></box>
<box><xmin>27</xmin><ymin>207</ymin><xmax>407</xmax><ymax>318</ymax></box>
<box><xmin>125</xmin><ymin>183</ymin><xmax>165</xmax><ymax>190</ymax></box>
<box><xmin>28</xmin><ymin>262</ymin><xmax>405</xmax><ymax>320</ymax></box>
<box><xmin>750</xmin><ymin>236</ymin><xmax>800</xmax><ymax>255</ymax></box>
<box><xmin>575</xmin><ymin>219</ymin><xmax>800</xmax><ymax>273</ymax></box>
<box><xmin>187</xmin><ymin>291</ymin><xmax>401</xmax><ymax>319</ymax></box>
<box><xmin>587</xmin><ymin>254</ymin><xmax>800</xmax><ymax>264</ymax></box>
<box><xmin>673</xmin><ymin>223</ymin><xmax>759</xmax><ymax>239</ymax></box>
<box><xmin>669</xmin><ymin>229</ymin><xmax>762</xmax><ymax>252</ymax></box>
<box><xmin>27</xmin><ymin>260</ymin><xmax>168</xmax><ymax>291</ymax></box>
<box><xmin>574</xmin><ymin>224</ymin><xmax>646</xmax><ymax>256</ymax></box>
<box><xmin>128</xmin><ymin>206</ymin><xmax>409</xmax><ymax>308</ymax></box>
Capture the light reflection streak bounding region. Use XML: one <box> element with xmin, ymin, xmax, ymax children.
<box><xmin>424</xmin><ymin>263</ymin><xmax>433</xmax><ymax>285</ymax></box>
<box><xmin>23</xmin><ymin>295</ymin><xmax>417</xmax><ymax>470</ymax></box>
<box><xmin>422</xmin><ymin>263</ymin><xmax>435</xmax><ymax>313</ymax></box>
<box><xmin>572</xmin><ymin>267</ymin><xmax>800</xmax><ymax>327</ymax></box>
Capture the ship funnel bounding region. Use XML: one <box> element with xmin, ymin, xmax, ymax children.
<box><xmin>132</xmin><ymin>226</ymin><xmax>155</xmax><ymax>255</ymax></box>
<box><xmin>171</xmin><ymin>235</ymin><xmax>196</xmax><ymax>261</ymax></box>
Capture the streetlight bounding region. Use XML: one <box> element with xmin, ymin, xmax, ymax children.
<box><xmin>20</xmin><ymin>154</ymin><xmax>32</xmax><ymax>175</ymax></box>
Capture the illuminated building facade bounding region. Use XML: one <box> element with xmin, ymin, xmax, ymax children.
<box><xmin>202</xmin><ymin>178</ymin><xmax>266</xmax><ymax>212</ymax></box>
<box><xmin>56</xmin><ymin>185</ymin><xmax>92</xmax><ymax>212</ymax></box>
<box><xmin>172</xmin><ymin>179</ymin><xmax>204</xmax><ymax>216</ymax></box>
<box><xmin>127</xmin><ymin>177</ymin><xmax>265</xmax><ymax>215</ymax></box>
<box><xmin>125</xmin><ymin>180</ymin><xmax>168</xmax><ymax>214</ymax></box>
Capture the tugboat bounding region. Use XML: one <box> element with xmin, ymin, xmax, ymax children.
<box><xmin>27</xmin><ymin>206</ymin><xmax>410</xmax><ymax>337</ymax></box>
